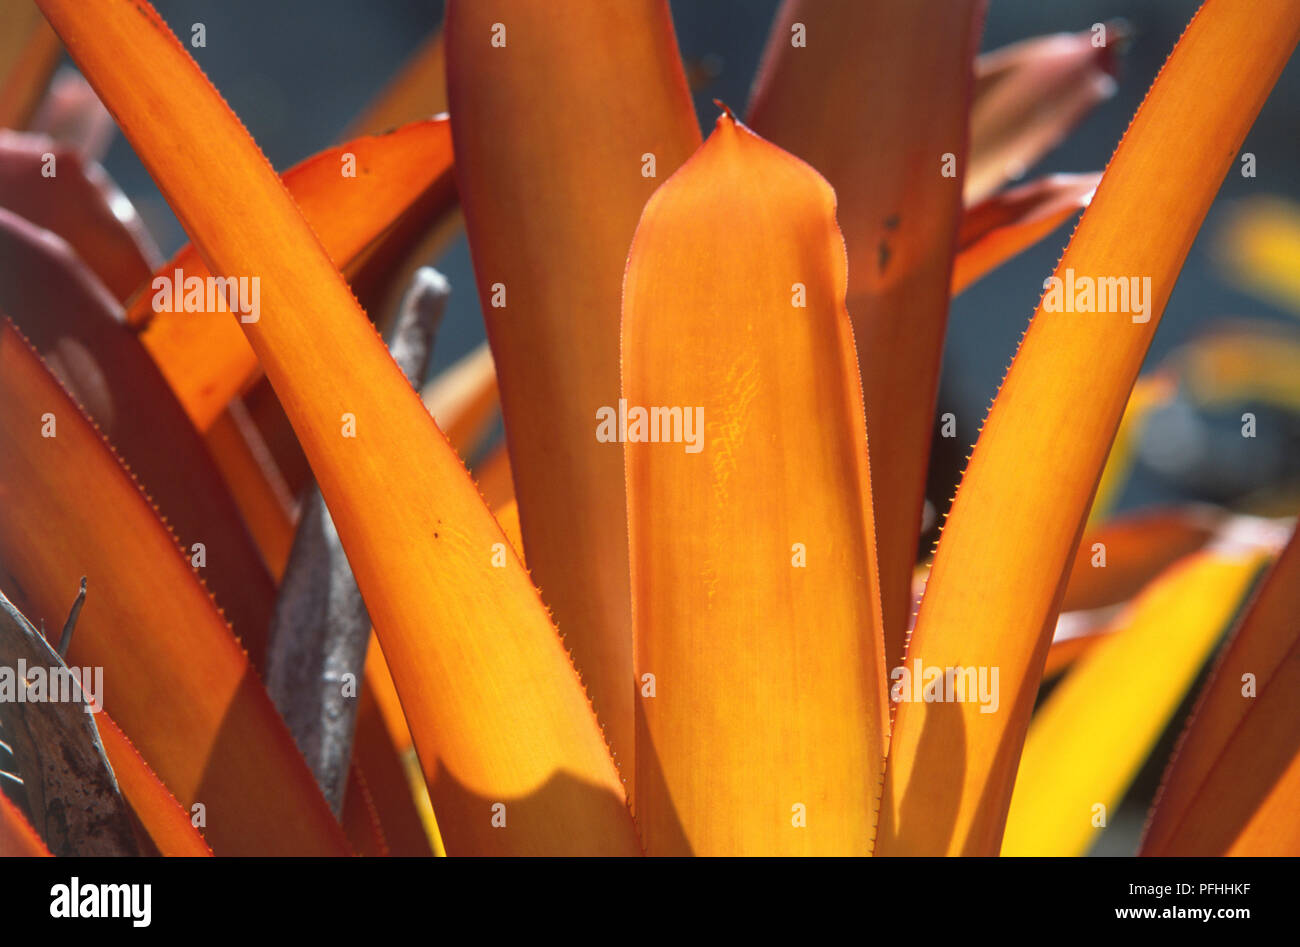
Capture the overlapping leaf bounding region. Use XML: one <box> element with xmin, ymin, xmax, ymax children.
<box><xmin>446</xmin><ymin>0</ymin><xmax>702</xmax><ymax>784</ymax></box>
<box><xmin>748</xmin><ymin>0</ymin><xmax>985</xmax><ymax>665</ymax></box>
<box><xmin>878</xmin><ymin>0</ymin><xmax>1300</xmax><ymax>856</ymax></box>
<box><xmin>0</xmin><ymin>207</ymin><xmax>275</xmax><ymax>656</ymax></box>
<box><xmin>1143</xmin><ymin>523</ymin><xmax>1300</xmax><ymax>854</ymax></box>
<box><xmin>131</xmin><ymin>118</ymin><xmax>455</xmax><ymax>430</ymax></box>
<box><xmin>0</xmin><ymin>319</ymin><xmax>349</xmax><ymax>855</ymax></box>
<box><xmin>38</xmin><ymin>0</ymin><xmax>640</xmax><ymax>856</ymax></box>
<box><xmin>953</xmin><ymin>173</ymin><xmax>1099</xmax><ymax>294</ymax></box>
<box><xmin>1003</xmin><ymin>545</ymin><xmax>1274</xmax><ymax>856</ymax></box>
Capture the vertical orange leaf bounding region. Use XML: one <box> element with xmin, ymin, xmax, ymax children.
<box><xmin>624</xmin><ymin>113</ymin><xmax>888</xmax><ymax>854</ymax></box>
<box><xmin>748</xmin><ymin>0</ymin><xmax>986</xmax><ymax>665</ymax></box>
<box><xmin>445</xmin><ymin>0</ymin><xmax>701</xmax><ymax>788</ymax></box>
<box><xmin>877</xmin><ymin>0</ymin><xmax>1300</xmax><ymax>856</ymax></box>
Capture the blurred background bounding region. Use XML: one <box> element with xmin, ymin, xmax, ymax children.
<box><xmin>79</xmin><ymin>1</ymin><xmax>1300</xmax><ymax>853</ymax></box>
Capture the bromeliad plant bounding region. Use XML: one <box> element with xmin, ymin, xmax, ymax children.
<box><xmin>0</xmin><ymin>0</ymin><xmax>1299</xmax><ymax>857</ymax></box>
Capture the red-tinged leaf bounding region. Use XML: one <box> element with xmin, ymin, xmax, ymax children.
<box><xmin>40</xmin><ymin>0</ymin><xmax>641</xmax><ymax>855</ymax></box>
<box><xmin>0</xmin><ymin>207</ymin><xmax>276</xmax><ymax>659</ymax></box>
<box><xmin>0</xmin><ymin>319</ymin><xmax>350</xmax><ymax>855</ymax></box>
<box><xmin>446</xmin><ymin>0</ymin><xmax>702</xmax><ymax>785</ymax></box>
<box><xmin>130</xmin><ymin>118</ymin><xmax>455</xmax><ymax>430</ymax></box>
<box><xmin>0</xmin><ymin>131</ymin><xmax>161</xmax><ymax>301</ymax></box>
<box><xmin>1143</xmin><ymin>524</ymin><xmax>1300</xmax><ymax>855</ymax></box>
<box><xmin>94</xmin><ymin>711</ymin><xmax>212</xmax><ymax>857</ymax></box>
<box><xmin>953</xmin><ymin>172</ymin><xmax>1099</xmax><ymax>294</ymax></box>
<box><xmin>748</xmin><ymin>0</ymin><xmax>986</xmax><ymax>666</ymax></box>
<box><xmin>624</xmin><ymin>113</ymin><xmax>888</xmax><ymax>854</ymax></box>
<box><xmin>878</xmin><ymin>0</ymin><xmax>1300</xmax><ymax>856</ymax></box>
<box><xmin>967</xmin><ymin>24</ymin><xmax>1124</xmax><ymax>204</ymax></box>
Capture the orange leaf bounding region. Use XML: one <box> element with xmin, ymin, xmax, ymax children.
<box><xmin>0</xmin><ymin>319</ymin><xmax>349</xmax><ymax>855</ymax></box>
<box><xmin>131</xmin><ymin>118</ymin><xmax>455</xmax><ymax>430</ymax></box>
<box><xmin>1142</xmin><ymin>524</ymin><xmax>1300</xmax><ymax>855</ymax></box>
<box><xmin>877</xmin><ymin>0</ymin><xmax>1300</xmax><ymax>856</ymax></box>
<box><xmin>1042</xmin><ymin>628</ymin><xmax>1107</xmax><ymax>680</ymax></box>
<box><xmin>38</xmin><ymin>0</ymin><xmax>640</xmax><ymax>855</ymax></box>
<box><xmin>748</xmin><ymin>0</ymin><xmax>986</xmax><ymax>666</ymax></box>
<box><xmin>624</xmin><ymin>113</ymin><xmax>888</xmax><ymax>854</ymax></box>
<box><xmin>952</xmin><ymin>172</ymin><xmax>1099</xmax><ymax>294</ymax></box>
<box><xmin>446</xmin><ymin>0</ymin><xmax>702</xmax><ymax>786</ymax></box>
<box><xmin>94</xmin><ymin>711</ymin><xmax>212</xmax><ymax>857</ymax></box>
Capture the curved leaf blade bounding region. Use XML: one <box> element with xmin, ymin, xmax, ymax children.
<box><xmin>878</xmin><ymin>0</ymin><xmax>1300</xmax><ymax>856</ymax></box>
<box><xmin>38</xmin><ymin>0</ymin><xmax>641</xmax><ymax>856</ymax></box>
